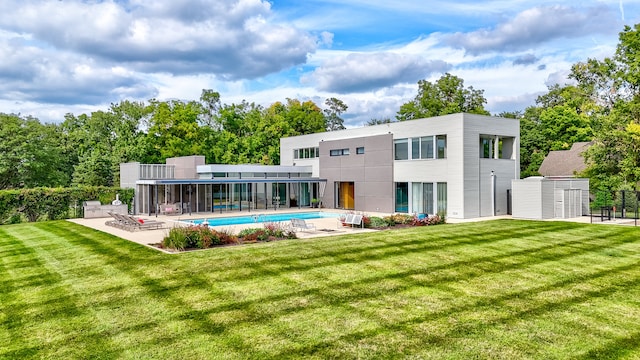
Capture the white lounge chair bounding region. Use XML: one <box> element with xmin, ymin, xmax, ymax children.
<box><xmin>291</xmin><ymin>218</ymin><xmax>316</xmax><ymax>232</ymax></box>
<box><xmin>344</xmin><ymin>214</ymin><xmax>364</xmax><ymax>228</ymax></box>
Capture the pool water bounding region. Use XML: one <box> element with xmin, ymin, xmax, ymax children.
<box><xmin>186</xmin><ymin>211</ymin><xmax>341</xmax><ymax>226</ymax></box>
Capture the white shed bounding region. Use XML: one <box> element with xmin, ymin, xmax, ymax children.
<box><xmin>511</xmin><ymin>177</ymin><xmax>589</xmax><ymax>220</ymax></box>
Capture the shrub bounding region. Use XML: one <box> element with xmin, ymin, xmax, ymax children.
<box><xmin>162</xmin><ymin>225</ymin><xmax>228</xmax><ymax>250</ymax></box>
<box><xmin>411</xmin><ymin>214</ymin><xmax>446</xmax><ymax>226</ymax></box>
<box><xmin>217</xmin><ymin>229</ymin><xmax>239</xmax><ymax>245</ymax></box>
<box><xmin>238</xmin><ymin>228</ymin><xmax>262</xmax><ymax>238</ymax></box>
<box><xmin>381</xmin><ymin>214</ymin><xmax>413</xmax><ymax>226</ymax></box>
<box><xmin>162</xmin><ymin>227</ymin><xmax>189</xmax><ymax>251</ymax></box>
<box><xmin>367</xmin><ymin>216</ymin><xmax>388</xmax><ymax>228</ymax></box>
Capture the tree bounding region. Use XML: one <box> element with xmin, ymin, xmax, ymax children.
<box><xmin>0</xmin><ymin>114</ymin><xmax>69</xmax><ymax>189</ymax></box>
<box><xmin>144</xmin><ymin>99</ymin><xmax>207</xmax><ymax>164</ymax></box>
<box><xmin>199</xmin><ymin>89</ymin><xmax>221</xmax><ymax>128</ymax></box>
<box><xmin>366</xmin><ymin>118</ymin><xmax>395</xmax><ymax>126</ymax></box>
<box><xmin>397</xmin><ymin>73</ymin><xmax>490</xmax><ymax>121</ymax></box>
<box><xmin>323</xmin><ymin>97</ymin><xmax>348</xmax><ymax>131</ymax></box>
<box><xmin>576</xmin><ymin>24</ymin><xmax>640</xmax><ymax>190</ymax></box>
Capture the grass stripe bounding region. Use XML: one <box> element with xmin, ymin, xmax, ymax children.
<box><xmin>1</xmin><ymin>219</ymin><xmax>640</xmax><ymax>358</ymax></box>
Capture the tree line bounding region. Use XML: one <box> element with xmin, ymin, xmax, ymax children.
<box><xmin>2</xmin><ymin>24</ymin><xmax>640</xmax><ymax>195</ymax></box>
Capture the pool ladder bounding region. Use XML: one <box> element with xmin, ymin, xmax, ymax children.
<box><xmin>252</xmin><ymin>214</ymin><xmax>266</xmax><ymax>223</ymax></box>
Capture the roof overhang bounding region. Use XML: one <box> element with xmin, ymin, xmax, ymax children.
<box><xmin>136</xmin><ymin>178</ymin><xmax>326</xmax><ymax>185</ymax></box>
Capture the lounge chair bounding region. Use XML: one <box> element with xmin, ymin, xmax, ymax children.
<box><xmin>339</xmin><ymin>213</ymin><xmax>354</xmax><ymax>228</ymax></box>
<box><xmin>105</xmin><ymin>211</ymin><xmax>164</xmax><ymax>231</ymax></box>
<box><xmin>343</xmin><ymin>214</ymin><xmax>364</xmax><ymax>228</ymax></box>
<box><xmin>291</xmin><ymin>218</ymin><xmax>316</xmax><ymax>232</ymax></box>
<box><xmin>126</xmin><ymin>215</ymin><xmax>164</xmax><ymax>231</ymax></box>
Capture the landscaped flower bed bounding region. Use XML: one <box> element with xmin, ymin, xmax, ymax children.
<box><xmin>339</xmin><ymin>213</ymin><xmax>446</xmax><ymax>229</ymax></box>
<box><xmin>159</xmin><ymin>222</ymin><xmax>296</xmax><ymax>251</ymax></box>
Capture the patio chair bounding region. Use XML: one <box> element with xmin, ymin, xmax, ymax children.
<box><xmin>126</xmin><ymin>215</ymin><xmax>164</xmax><ymax>231</ymax></box>
<box><xmin>291</xmin><ymin>218</ymin><xmax>316</xmax><ymax>232</ymax></box>
<box><xmin>339</xmin><ymin>213</ymin><xmax>355</xmax><ymax>228</ymax></box>
<box><xmin>344</xmin><ymin>214</ymin><xmax>364</xmax><ymax>228</ymax></box>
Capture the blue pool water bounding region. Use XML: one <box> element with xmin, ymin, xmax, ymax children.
<box><xmin>187</xmin><ymin>211</ymin><xmax>340</xmax><ymax>226</ymax></box>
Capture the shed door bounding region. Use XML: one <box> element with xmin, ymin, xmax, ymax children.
<box><xmin>555</xmin><ymin>189</ymin><xmax>582</xmax><ymax>218</ymax></box>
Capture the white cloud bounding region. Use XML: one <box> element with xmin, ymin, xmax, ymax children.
<box><xmin>0</xmin><ymin>0</ymin><xmax>316</xmax><ymax>79</ymax></box>
<box><xmin>302</xmin><ymin>52</ymin><xmax>451</xmax><ymax>93</ymax></box>
<box><xmin>446</xmin><ymin>5</ymin><xmax>619</xmax><ymax>54</ymax></box>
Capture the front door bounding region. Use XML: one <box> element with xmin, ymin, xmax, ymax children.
<box><xmin>336</xmin><ymin>182</ymin><xmax>355</xmax><ymax>210</ymax></box>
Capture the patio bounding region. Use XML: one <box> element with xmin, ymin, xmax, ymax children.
<box><xmin>67</xmin><ymin>209</ymin><xmax>377</xmax><ymax>253</ymax></box>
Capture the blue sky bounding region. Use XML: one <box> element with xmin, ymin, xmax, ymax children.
<box><xmin>0</xmin><ymin>0</ymin><xmax>638</xmax><ymax>127</ymax></box>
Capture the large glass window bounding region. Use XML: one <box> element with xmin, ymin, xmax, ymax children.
<box><xmin>410</xmin><ymin>136</ymin><xmax>437</xmax><ymax>159</ymax></box>
<box><xmin>411</xmin><ymin>182</ymin><xmax>434</xmax><ymax>214</ymax></box>
<box><xmin>480</xmin><ymin>137</ymin><xmax>492</xmax><ymax>158</ymax></box>
<box><xmin>424</xmin><ymin>183</ymin><xmax>434</xmax><ymax>214</ymax></box>
<box><xmin>421</xmin><ymin>136</ymin><xmax>434</xmax><ymax>159</ymax></box>
<box><xmin>411</xmin><ymin>138</ymin><xmax>420</xmax><ymax>159</ymax></box>
<box><xmin>411</xmin><ymin>183</ymin><xmax>422</xmax><ymax>213</ymax></box>
<box><xmin>293</xmin><ymin>146</ymin><xmax>320</xmax><ymax>159</ymax></box>
<box><xmin>394</xmin><ymin>139</ymin><xmax>408</xmax><ymax>160</ymax></box>
<box><xmin>395</xmin><ymin>182</ymin><xmax>409</xmax><ymax>212</ymax></box>
<box><xmin>436</xmin><ymin>135</ymin><xmax>447</xmax><ymax>159</ymax></box>
<box><xmin>437</xmin><ymin>182</ymin><xmax>447</xmax><ymax>214</ymax></box>
<box><xmin>330</xmin><ymin>148</ymin><xmax>350</xmax><ymax>156</ymax></box>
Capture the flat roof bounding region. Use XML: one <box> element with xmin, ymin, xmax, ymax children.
<box><xmin>197</xmin><ymin>164</ymin><xmax>313</xmax><ymax>173</ymax></box>
<box><xmin>136</xmin><ymin>178</ymin><xmax>326</xmax><ymax>185</ymax></box>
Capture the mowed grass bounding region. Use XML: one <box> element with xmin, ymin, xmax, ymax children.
<box><xmin>1</xmin><ymin>220</ymin><xmax>640</xmax><ymax>359</ymax></box>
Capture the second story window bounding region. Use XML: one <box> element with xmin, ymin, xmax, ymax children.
<box><xmin>330</xmin><ymin>148</ymin><xmax>350</xmax><ymax>156</ymax></box>
<box><xmin>394</xmin><ymin>139</ymin><xmax>408</xmax><ymax>160</ymax></box>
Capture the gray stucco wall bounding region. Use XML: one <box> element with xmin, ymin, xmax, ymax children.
<box><xmin>120</xmin><ymin>162</ymin><xmax>140</xmax><ymax>189</ymax></box>
<box><xmin>166</xmin><ymin>155</ymin><xmax>205</xmax><ymax>179</ymax></box>
<box><xmin>319</xmin><ymin>133</ymin><xmax>394</xmax><ymax>213</ymax></box>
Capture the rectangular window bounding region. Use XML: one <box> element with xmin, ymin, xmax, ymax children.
<box><xmin>411</xmin><ymin>182</ymin><xmax>423</xmax><ymax>213</ymax></box>
<box><xmin>395</xmin><ymin>182</ymin><xmax>409</xmax><ymax>213</ymax></box>
<box><xmin>480</xmin><ymin>137</ymin><xmax>492</xmax><ymax>158</ymax></box>
<box><xmin>411</xmin><ymin>138</ymin><xmax>420</xmax><ymax>159</ymax></box>
<box><xmin>412</xmin><ymin>182</ymin><xmax>435</xmax><ymax>214</ymax></box>
<box><xmin>356</xmin><ymin>147</ymin><xmax>365</xmax><ymax>154</ymax></box>
<box><xmin>410</xmin><ymin>136</ymin><xmax>436</xmax><ymax>159</ymax></box>
<box><xmin>424</xmin><ymin>183</ymin><xmax>434</xmax><ymax>214</ymax></box>
<box><xmin>422</xmin><ymin>136</ymin><xmax>434</xmax><ymax>159</ymax></box>
<box><xmin>293</xmin><ymin>147</ymin><xmax>320</xmax><ymax>159</ymax></box>
<box><xmin>437</xmin><ymin>182</ymin><xmax>447</xmax><ymax>214</ymax></box>
<box><xmin>436</xmin><ymin>135</ymin><xmax>447</xmax><ymax>159</ymax></box>
<box><xmin>394</xmin><ymin>139</ymin><xmax>408</xmax><ymax>160</ymax></box>
<box><xmin>330</xmin><ymin>148</ymin><xmax>349</xmax><ymax>156</ymax></box>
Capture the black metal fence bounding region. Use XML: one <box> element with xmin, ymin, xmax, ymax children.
<box><xmin>590</xmin><ymin>190</ymin><xmax>640</xmax><ymax>225</ymax></box>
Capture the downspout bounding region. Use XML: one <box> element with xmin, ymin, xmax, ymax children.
<box><xmin>491</xmin><ymin>170</ymin><xmax>496</xmax><ymax>216</ymax></box>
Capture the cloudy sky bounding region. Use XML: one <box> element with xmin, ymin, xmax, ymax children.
<box><xmin>0</xmin><ymin>0</ymin><xmax>637</xmax><ymax>127</ymax></box>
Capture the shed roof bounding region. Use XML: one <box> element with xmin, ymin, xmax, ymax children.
<box><xmin>538</xmin><ymin>142</ymin><xmax>591</xmax><ymax>177</ymax></box>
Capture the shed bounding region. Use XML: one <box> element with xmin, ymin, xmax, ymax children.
<box><xmin>511</xmin><ymin>177</ymin><xmax>589</xmax><ymax>220</ymax></box>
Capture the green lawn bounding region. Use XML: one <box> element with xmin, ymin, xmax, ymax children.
<box><xmin>2</xmin><ymin>220</ymin><xmax>640</xmax><ymax>359</ymax></box>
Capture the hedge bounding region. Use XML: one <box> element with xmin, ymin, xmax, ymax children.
<box><xmin>0</xmin><ymin>186</ymin><xmax>134</xmax><ymax>224</ymax></box>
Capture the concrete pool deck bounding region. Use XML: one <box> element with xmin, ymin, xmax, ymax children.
<box><xmin>67</xmin><ymin>209</ymin><xmax>379</xmax><ymax>253</ymax></box>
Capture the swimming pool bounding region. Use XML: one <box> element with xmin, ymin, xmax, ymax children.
<box><xmin>186</xmin><ymin>211</ymin><xmax>341</xmax><ymax>226</ymax></box>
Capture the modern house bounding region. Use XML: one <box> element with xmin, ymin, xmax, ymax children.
<box><xmin>281</xmin><ymin>113</ymin><xmax>520</xmax><ymax>219</ymax></box>
<box><xmin>121</xmin><ymin>113</ymin><xmax>520</xmax><ymax>220</ymax></box>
